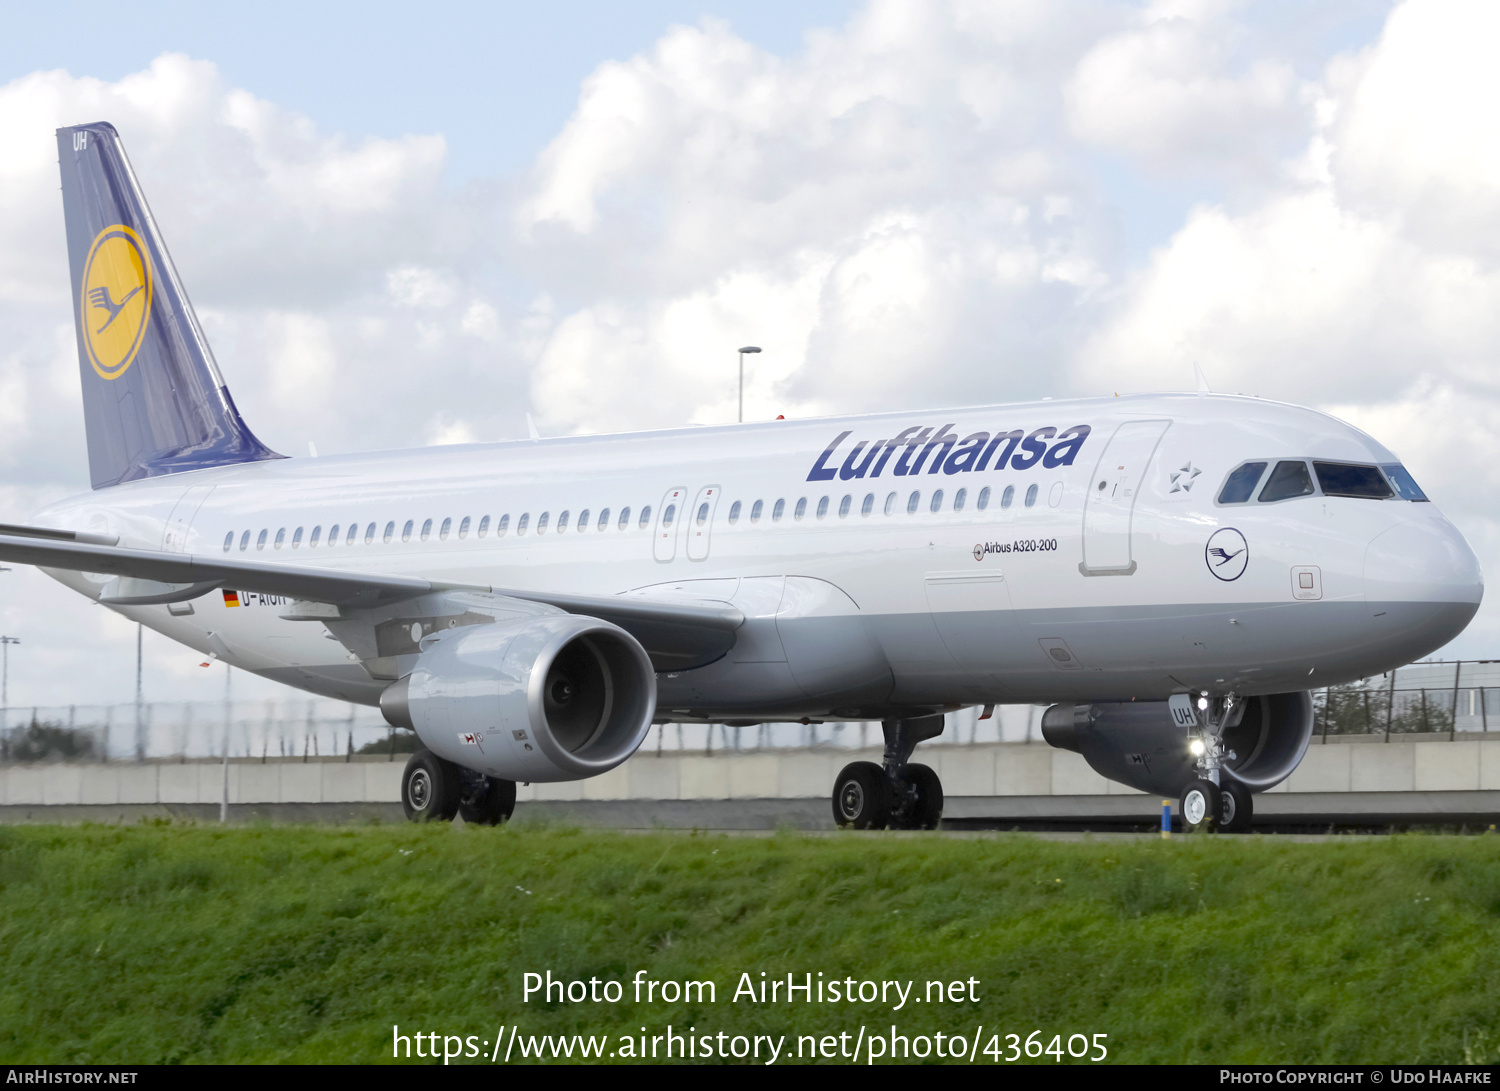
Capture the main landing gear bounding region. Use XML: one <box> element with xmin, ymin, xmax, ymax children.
<box><xmin>1178</xmin><ymin>694</ymin><xmax>1254</xmax><ymax>834</ymax></box>
<box><xmin>832</xmin><ymin>715</ymin><xmax>946</xmax><ymax>830</ymax></box>
<box><xmin>402</xmin><ymin>748</ymin><xmax>516</xmax><ymax>825</ymax></box>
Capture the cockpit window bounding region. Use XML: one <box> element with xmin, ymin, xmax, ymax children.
<box><xmin>1258</xmin><ymin>461</ymin><xmax>1315</xmax><ymax>503</ymax></box>
<box><xmin>1382</xmin><ymin>463</ymin><xmax>1429</xmax><ymax>502</ymax></box>
<box><xmin>1217</xmin><ymin>462</ymin><xmax>1267</xmax><ymax>504</ymax></box>
<box><xmin>1314</xmin><ymin>462</ymin><xmax>1393</xmax><ymax>500</ymax></box>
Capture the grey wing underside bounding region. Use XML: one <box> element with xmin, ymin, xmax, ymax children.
<box><xmin>0</xmin><ymin>524</ymin><xmax>742</xmax><ymax>670</ymax></box>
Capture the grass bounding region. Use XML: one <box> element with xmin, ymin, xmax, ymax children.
<box><xmin>0</xmin><ymin>822</ymin><xmax>1498</xmax><ymax>1064</ymax></box>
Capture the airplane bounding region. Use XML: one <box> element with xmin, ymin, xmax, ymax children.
<box><xmin>0</xmin><ymin>122</ymin><xmax>1482</xmax><ymax>832</ymax></box>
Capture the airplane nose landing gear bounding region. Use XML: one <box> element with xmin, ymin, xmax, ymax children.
<box><xmin>1174</xmin><ymin>693</ymin><xmax>1254</xmax><ymax>833</ymax></box>
<box><xmin>832</xmin><ymin>714</ymin><xmax>946</xmax><ymax>830</ymax></box>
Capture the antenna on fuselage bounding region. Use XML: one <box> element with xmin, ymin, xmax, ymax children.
<box><xmin>526</xmin><ymin>413</ymin><xmax>541</xmax><ymax>441</ymax></box>
<box><xmin>1193</xmin><ymin>363</ymin><xmax>1211</xmax><ymax>397</ymax></box>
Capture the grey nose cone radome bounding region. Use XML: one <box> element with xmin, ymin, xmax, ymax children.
<box><xmin>1363</xmin><ymin>518</ymin><xmax>1483</xmax><ymax>662</ymax></box>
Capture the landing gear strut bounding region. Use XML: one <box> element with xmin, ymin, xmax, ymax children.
<box><xmin>1178</xmin><ymin>693</ymin><xmax>1254</xmax><ymax>833</ymax></box>
<box><xmin>832</xmin><ymin>714</ymin><xmax>946</xmax><ymax>830</ymax></box>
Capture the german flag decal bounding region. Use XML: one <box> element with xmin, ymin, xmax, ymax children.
<box><xmin>222</xmin><ymin>589</ymin><xmax>240</xmax><ymax>607</ymax></box>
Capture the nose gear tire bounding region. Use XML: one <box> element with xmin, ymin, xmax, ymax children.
<box><xmin>833</xmin><ymin>761</ymin><xmax>890</xmax><ymax>829</ymax></box>
<box><xmin>1219</xmin><ymin>779</ymin><xmax>1253</xmax><ymax>833</ymax></box>
<box><xmin>1180</xmin><ymin>778</ymin><xmax>1222</xmax><ymax>833</ymax></box>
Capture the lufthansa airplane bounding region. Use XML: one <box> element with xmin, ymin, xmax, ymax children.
<box><xmin>0</xmin><ymin>123</ymin><xmax>1483</xmax><ymax>831</ymax></box>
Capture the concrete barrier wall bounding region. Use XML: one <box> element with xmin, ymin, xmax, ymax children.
<box><xmin>3</xmin><ymin>735</ymin><xmax>1498</xmax><ymax>806</ymax></box>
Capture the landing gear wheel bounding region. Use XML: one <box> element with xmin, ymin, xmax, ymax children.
<box><xmin>458</xmin><ymin>774</ymin><xmax>517</xmax><ymax>826</ymax></box>
<box><xmin>893</xmin><ymin>763</ymin><xmax>944</xmax><ymax>830</ymax></box>
<box><xmin>402</xmin><ymin>749</ymin><xmax>460</xmax><ymax>822</ymax></box>
<box><xmin>833</xmin><ymin>761</ymin><xmax>890</xmax><ymax>829</ymax></box>
<box><xmin>1219</xmin><ymin>779</ymin><xmax>1253</xmax><ymax>833</ymax></box>
<box><xmin>1180</xmin><ymin>778</ymin><xmax>1222</xmax><ymax>833</ymax></box>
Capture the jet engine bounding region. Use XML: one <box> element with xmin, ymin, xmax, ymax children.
<box><xmin>1041</xmin><ymin>692</ymin><xmax>1314</xmax><ymax>796</ymax></box>
<box><xmin>380</xmin><ymin>614</ymin><xmax>656</xmax><ymax>782</ymax></box>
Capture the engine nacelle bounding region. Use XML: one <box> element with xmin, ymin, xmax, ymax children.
<box><xmin>1041</xmin><ymin>692</ymin><xmax>1314</xmax><ymax>796</ymax></box>
<box><xmin>380</xmin><ymin>614</ymin><xmax>657</xmax><ymax>782</ymax></box>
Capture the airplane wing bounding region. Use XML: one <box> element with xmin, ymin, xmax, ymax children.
<box><xmin>0</xmin><ymin>525</ymin><xmax>743</xmax><ymax>667</ymax></box>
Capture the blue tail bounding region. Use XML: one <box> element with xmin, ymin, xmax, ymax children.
<box><xmin>56</xmin><ymin>123</ymin><xmax>282</xmax><ymax>489</ymax></box>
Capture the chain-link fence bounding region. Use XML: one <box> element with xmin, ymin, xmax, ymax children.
<box><xmin>0</xmin><ymin>660</ymin><xmax>1491</xmax><ymax>762</ymax></box>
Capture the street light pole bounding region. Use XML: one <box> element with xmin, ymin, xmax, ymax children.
<box><xmin>737</xmin><ymin>346</ymin><xmax>761</xmax><ymax>423</ymax></box>
<box><xmin>0</xmin><ymin>636</ymin><xmax>18</xmax><ymax>718</ymax></box>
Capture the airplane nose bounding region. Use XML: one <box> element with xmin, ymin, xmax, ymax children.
<box><xmin>1363</xmin><ymin>517</ymin><xmax>1483</xmax><ymax>657</ymax></box>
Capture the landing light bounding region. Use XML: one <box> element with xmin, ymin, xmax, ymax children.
<box><xmin>1189</xmin><ymin>739</ymin><xmax>1206</xmax><ymax>756</ymax></box>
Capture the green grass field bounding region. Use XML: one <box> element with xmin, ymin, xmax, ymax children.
<box><xmin>1</xmin><ymin>823</ymin><xmax>1498</xmax><ymax>1064</ymax></box>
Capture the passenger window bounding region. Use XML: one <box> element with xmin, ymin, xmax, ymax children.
<box><xmin>1025</xmin><ymin>484</ymin><xmax>1038</xmax><ymax>507</ymax></box>
<box><xmin>557</xmin><ymin>511</ymin><xmax>570</xmax><ymax>532</ymax></box>
<box><xmin>638</xmin><ymin>506</ymin><xmax>652</xmax><ymax>528</ymax></box>
<box><xmin>541</xmin><ymin>512</ymin><xmax>553</xmax><ymax>534</ymax></box>
<box><xmin>907</xmin><ymin>491</ymin><xmax>920</xmax><ymax>514</ymax></box>
<box><xmin>929</xmin><ymin>490</ymin><xmax>943</xmax><ymax>513</ymax></box>
<box><xmin>478</xmin><ymin>515</ymin><xmax>490</xmax><ymax>538</ymax></box>
<box><xmin>440</xmin><ymin>517</ymin><xmax>452</xmax><ymax>539</ymax></box>
<box><xmin>274</xmin><ymin>528</ymin><xmax>286</xmax><ymax>549</ymax></box>
<box><xmin>954</xmin><ymin>488</ymin><xmax>966</xmax><ymax>512</ymax></box>
<box><xmin>577</xmin><ymin>509</ymin><xmax>589</xmax><ymax>532</ymax></box>
<box><xmin>696</xmin><ymin>502</ymin><xmax>709</xmax><ymax>526</ymax></box>
<box><xmin>661</xmin><ymin>505</ymin><xmax>675</xmax><ymax>528</ymax></box>
<box><xmin>517</xmin><ymin>513</ymin><xmax>530</xmax><ymax>535</ymax></box>
<box><xmin>1001</xmin><ymin>485</ymin><xmax>1014</xmax><ymax>510</ymax></box>
<box><xmin>815</xmin><ymin>497</ymin><xmax>828</xmax><ymax>519</ymax></box>
<box><xmin>1314</xmin><ymin>462</ymin><xmax>1393</xmax><ymax>500</ymax></box>
<box><xmin>772</xmin><ymin>499</ymin><xmax>785</xmax><ymax>522</ymax></box>
<box><xmin>977</xmin><ymin>486</ymin><xmax>990</xmax><ymax>511</ymax></box>
<box><xmin>884</xmin><ymin>492</ymin><xmax>897</xmax><ymax>515</ymax></box>
<box><xmin>794</xmin><ymin>498</ymin><xmax>807</xmax><ymax>520</ymax></box>
<box><xmin>420</xmin><ymin>519</ymin><xmax>432</xmax><ymax>541</ymax></box>
<box><xmin>728</xmin><ymin>501</ymin><xmax>741</xmax><ymax>525</ymax></box>
<box><xmin>330</xmin><ymin>524</ymin><xmax>341</xmax><ymax>545</ymax></box>
<box><xmin>402</xmin><ymin>520</ymin><xmax>414</xmax><ymax>543</ymax></box>
<box><xmin>291</xmin><ymin>527</ymin><xmax>303</xmax><ymax>548</ymax></box>
<box><xmin>618</xmin><ymin>507</ymin><xmax>631</xmax><ymax>530</ymax></box>
<box><xmin>222</xmin><ymin>531</ymin><xmax>233</xmax><ymax>552</ymax></box>
<box><xmin>861</xmin><ymin>493</ymin><xmax>874</xmax><ymax>516</ymax></box>
<box><xmin>310</xmin><ymin>526</ymin><xmax>321</xmax><ymax>547</ymax></box>
<box><xmin>597</xmin><ymin>508</ymin><xmax>610</xmax><ymax>530</ymax></box>
<box><xmin>383</xmin><ymin>522</ymin><xmax>395</xmax><ymax>544</ymax></box>
<box><xmin>1382</xmin><ymin>464</ymin><xmax>1429</xmax><ymax>502</ymax></box>
<box><xmin>240</xmin><ymin>530</ymin><xmax>250</xmax><ymax>551</ymax></box>
<box><xmin>1217</xmin><ymin>462</ymin><xmax>1267</xmax><ymax>504</ymax></box>
<box><xmin>1259</xmin><ymin>461</ymin><xmax>1315</xmax><ymax>503</ymax></box>
<box><xmin>497</xmin><ymin>514</ymin><xmax>510</xmax><ymax>536</ymax></box>
<box><xmin>458</xmin><ymin>516</ymin><xmax>469</xmax><ymax>539</ymax></box>
<box><xmin>359</xmin><ymin>523</ymin><xmax>371</xmax><ymax>545</ymax></box>
<box><xmin>750</xmin><ymin>500</ymin><xmax>764</xmax><ymax>523</ymax></box>
<box><xmin>839</xmin><ymin>495</ymin><xmax>851</xmax><ymax>518</ymax></box>
<box><xmin>257</xmin><ymin>529</ymin><xmax>268</xmax><ymax>550</ymax></box>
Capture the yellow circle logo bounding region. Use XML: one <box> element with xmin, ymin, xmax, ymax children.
<box><xmin>81</xmin><ymin>224</ymin><xmax>153</xmax><ymax>380</ymax></box>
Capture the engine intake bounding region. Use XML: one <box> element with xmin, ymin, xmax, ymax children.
<box><xmin>1041</xmin><ymin>692</ymin><xmax>1313</xmax><ymax>796</ymax></box>
<box><xmin>381</xmin><ymin>614</ymin><xmax>656</xmax><ymax>782</ymax></box>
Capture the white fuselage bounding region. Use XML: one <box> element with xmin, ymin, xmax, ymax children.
<box><xmin>32</xmin><ymin>393</ymin><xmax>1483</xmax><ymax>718</ymax></box>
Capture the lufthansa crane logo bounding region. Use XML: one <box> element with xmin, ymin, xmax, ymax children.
<box><xmin>81</xmin><ymin>224</ymin><xmax>153</xmax><ymax>380</ymax></box>
<box><xmin>1205</xmin><ymin>527</ymin><xmax>1249</xmax><ymax>581</ymax></box>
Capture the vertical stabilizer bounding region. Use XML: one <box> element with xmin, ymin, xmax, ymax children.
<box><xmin>56</xmin><ymin>122</ymin><xmax>282</xmax><ymax>489</ymax></box>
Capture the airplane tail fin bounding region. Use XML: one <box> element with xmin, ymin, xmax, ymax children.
<box><xmin>56</xmin><ymin>122</ymin><xmax>282</xmax><ymax>489</ymax></box>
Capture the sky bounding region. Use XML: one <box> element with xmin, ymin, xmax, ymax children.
<box><xmin>0</xmin><ymin>0</ymin><xmax>1494</xmax><ymax>710</ymax></box>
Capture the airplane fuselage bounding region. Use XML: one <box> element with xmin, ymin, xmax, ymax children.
<box><xmin>33</xmin><ymin>392</ymin><xmax>1482</xmax><ymax>720</ymax></box>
